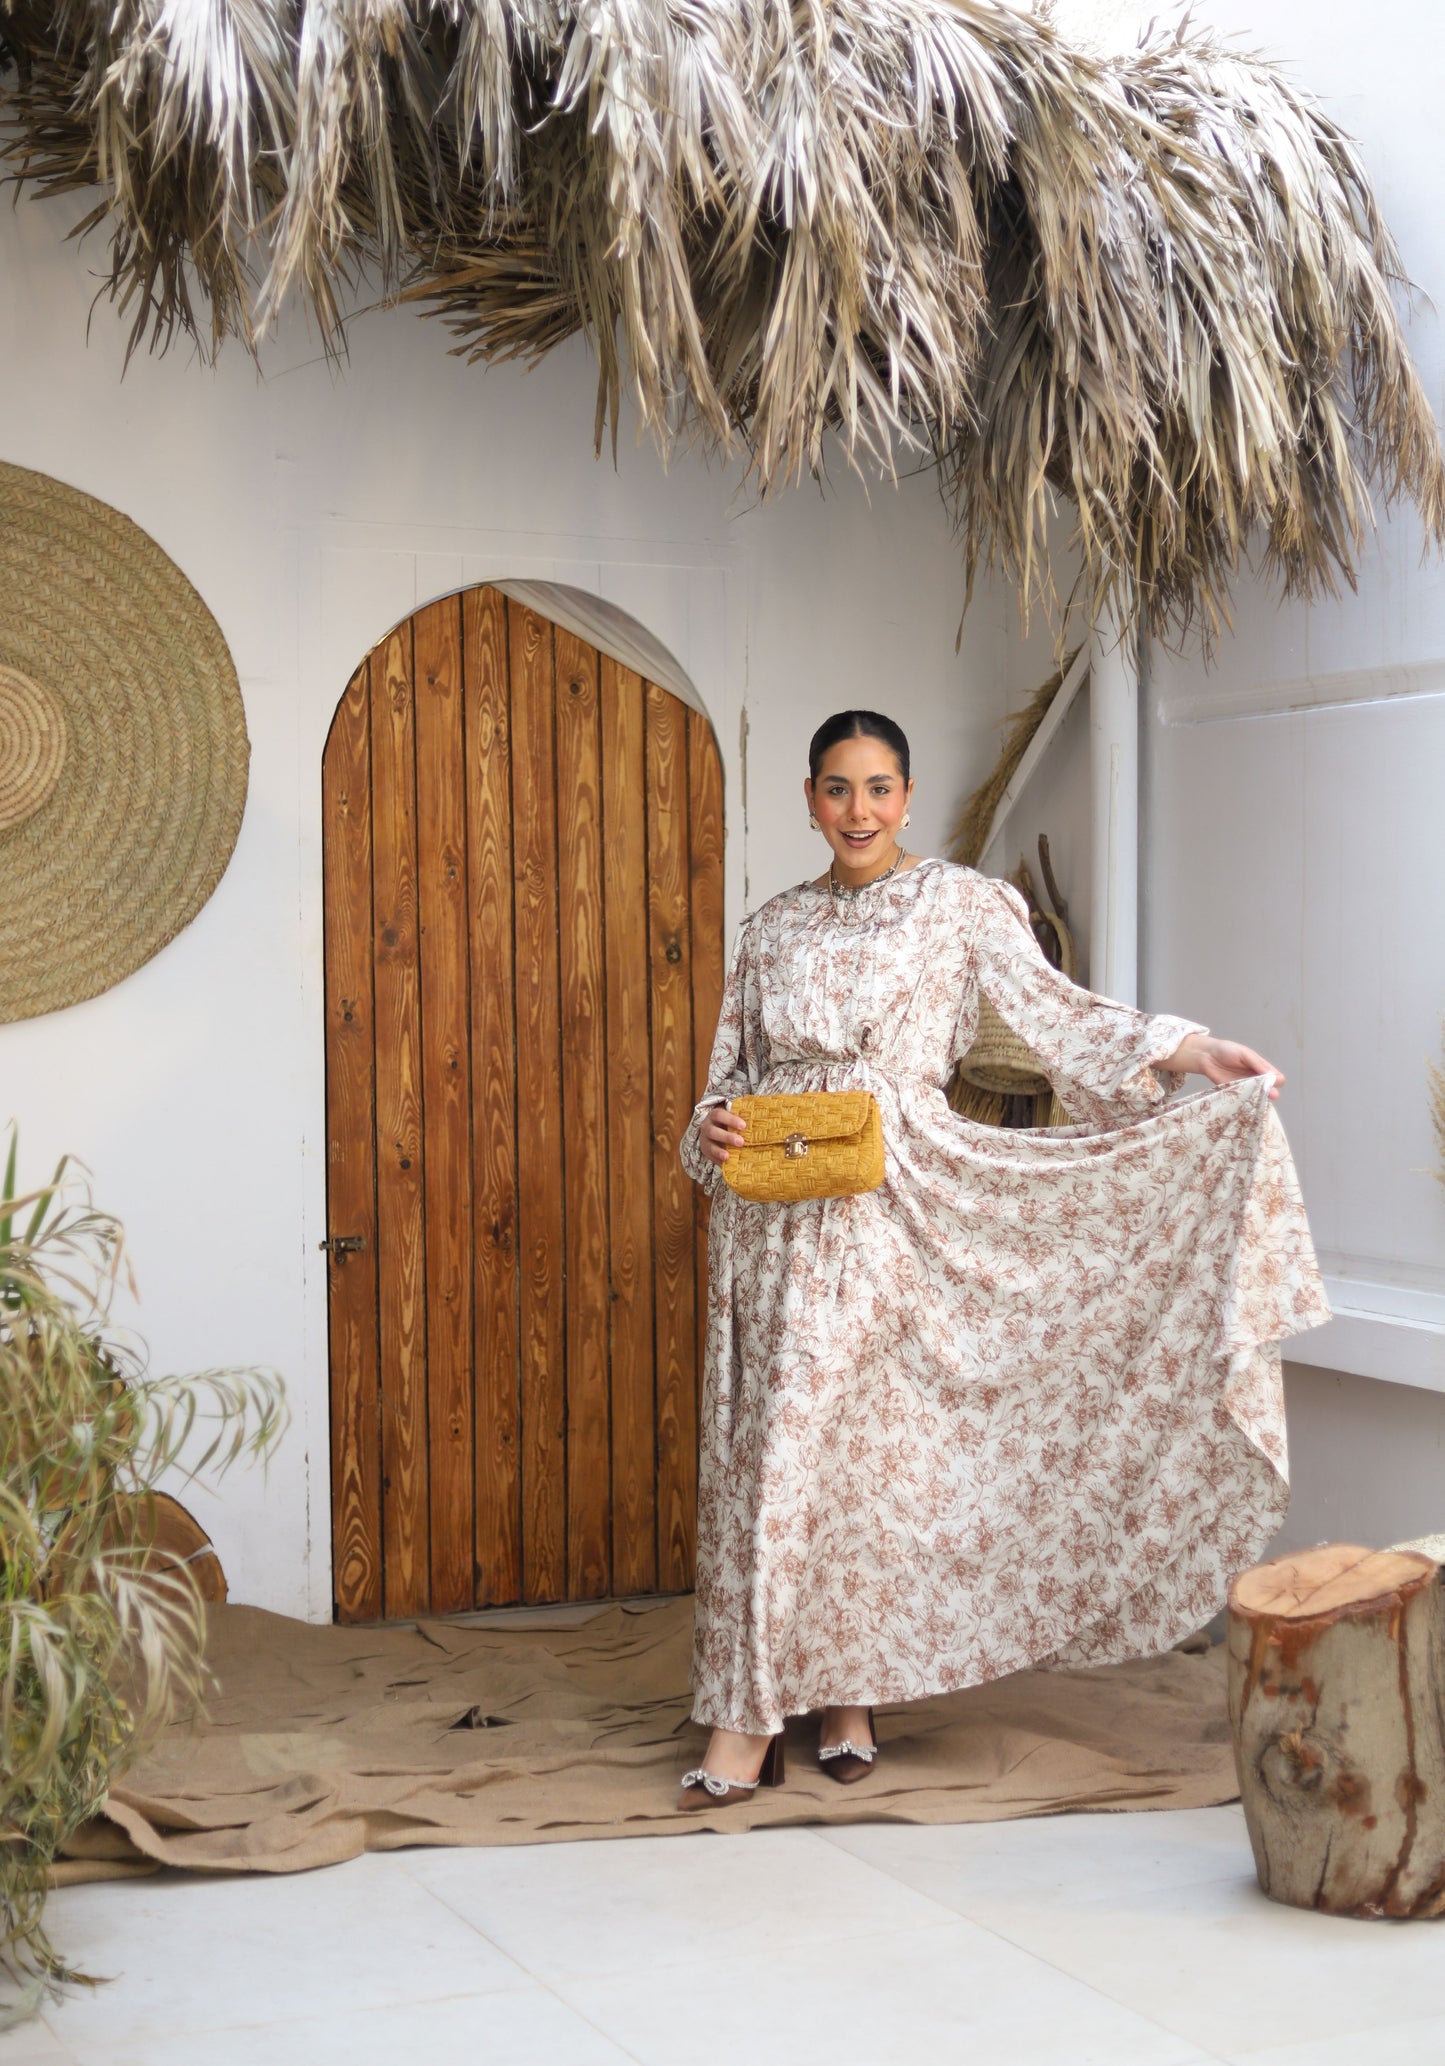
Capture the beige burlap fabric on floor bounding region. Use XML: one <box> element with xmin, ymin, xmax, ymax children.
<box><xmin>0</xmin><ymin>462</ymin><xmax>248</xmax><ymax>1022</ymax></box>
<box><xmin>58</xmin><ymin>1597</ymin><xmax>1236</xmax><ymax>1883</ymax></box>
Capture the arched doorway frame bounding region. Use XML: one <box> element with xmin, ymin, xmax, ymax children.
<box><xmin>320</xmin><ymin>581</ymin><xmax>725</xmax><ymax>1622</ymax></box>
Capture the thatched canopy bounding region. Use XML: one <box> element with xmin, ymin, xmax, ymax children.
<box><xmin>2</xmin><ymin>0</ymin><xmax>1441</xmax><ymax>644</ymax></box>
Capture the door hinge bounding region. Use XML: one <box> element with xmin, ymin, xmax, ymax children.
<box><xmin>319</xmin><ymin>1234</ymin><xmax>366</xmax><ymax>1257</ymax></box>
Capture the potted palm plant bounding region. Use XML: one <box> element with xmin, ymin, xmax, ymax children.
<box><xmin>0</xmin><ymin>1132</ymin><xmax>286</xmax><ymax>2016</ymax></box>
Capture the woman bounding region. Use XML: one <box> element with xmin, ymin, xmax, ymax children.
<box><xmin>677</xmin><ymin>709</ymin><xmax>1328</xmax><ymax>1806</ymax></box>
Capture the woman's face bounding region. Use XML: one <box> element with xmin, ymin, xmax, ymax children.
<box><xmin>804</xmin><ymin>735</ymin><xmax>915</xmax><ymax>879</ymax></box>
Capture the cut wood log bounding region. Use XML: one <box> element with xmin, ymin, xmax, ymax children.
<box><xmin>140</xmin><ymin>1492</ymin><xmax>228</xmax><ymax>1605</ymax></box>
<box><xmin>101</xmin><ymin>1492</ymin><xmax>227</xmax><ymax>1604</ymax></box>
<box><xmin>1228</xmin><ymin>1543</ymin><xmax>1445</xmax><ymax>1918</ymax></box>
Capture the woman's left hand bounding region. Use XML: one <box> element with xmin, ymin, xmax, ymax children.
<box><xmin>1162</xmin><ymin>1033</ymin><xmax>1284</xmax><ymax>1098</ymax></box>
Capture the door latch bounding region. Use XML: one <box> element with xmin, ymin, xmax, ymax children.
<box><xmin>319</xmin><ymin>1234</ymin><xmax>366</xmax><ymax>1257</ymax></box>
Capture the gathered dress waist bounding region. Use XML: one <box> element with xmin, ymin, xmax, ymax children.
<box><xmin>757</xmin><ymin>1055</ymin><xmax>945</xmax><ymax>1098</ymax></box>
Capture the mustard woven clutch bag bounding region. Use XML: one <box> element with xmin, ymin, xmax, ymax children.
<box><xmin>720</xmin><ymin>1091</ymin><xmax>884</xmax><ymax>1202</ymax></box>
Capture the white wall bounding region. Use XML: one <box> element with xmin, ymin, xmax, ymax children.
<box><xmin>1058</xmin><ymin>0</ymin><xmax>1445</xmax><ymax>1517</ymax></box>
<box><xmin>1128</xmin><ymin>0</ymin><xmax>1445</xmax><ymax>1407</ymax></box>
<box><xmin>0</xmin><ymin>192</ymin><xmax>1011</xmax><ymax>1618</ymax></box>
<box><xmin>1273</xmin><ymin>1363</ymin><xmax>1445</xmax><ymax>1557</ymax></box>
<box><xmin>1014</xmin><ymin>0</ymin><xmax>1445</xmax><ymax>1532</ymax></box>
<box><xmin>991</xmin><ymin>561</ymin><xmax>1095</xmax><ymax>977</ymax></box>
<box><xmin>6</xmin><ymin>0</ymin><xmax>1442</xmax><ymax>1614</ymax></box>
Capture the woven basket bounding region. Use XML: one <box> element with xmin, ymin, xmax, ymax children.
<box><xmin>958</xmin><ymin>906</ymin><xmax>1076</xmax><ymax>1098</ymax></box>
<box><xmin>958</xmin><ymin>995</ymin><xmax>1048</xmax><ymax>1095</ymax></box>
<box><xmin>0</xmin><ymin>462</ymin><xmax>248</xmax><ymax>1023</ymax></box>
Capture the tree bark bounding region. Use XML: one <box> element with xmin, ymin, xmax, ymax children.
<box><xmin>146</xmin><ymin>1492</ymin><xmax>228</xmax><ymax>1606</ymax></box>
<box><xmin>1228</xmin><ymin>1543</ymin><xmax>1445</xmax><ymax>1918</ymax></box>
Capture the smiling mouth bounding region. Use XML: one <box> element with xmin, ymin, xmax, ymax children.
<box><xmin>841</xmin><ymin>829</ymin><xmax>879</xmax><ymax>845</ymax></box>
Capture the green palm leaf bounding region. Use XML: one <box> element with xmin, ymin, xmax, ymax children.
<box><xmin>0</xmin><ymin>1129</ymin><xmax>286</xmax><ymax>2013</ymax></box>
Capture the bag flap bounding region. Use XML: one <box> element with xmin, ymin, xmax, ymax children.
<box><xmin>730</xmin><ymin>1092</ymin><xmax>874</xmax><ymax>1146</ymax></box>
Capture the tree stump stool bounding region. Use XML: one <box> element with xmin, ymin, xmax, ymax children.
<box><xmin>1228</xmin><ymin>1543</ymin><xmax>1445</xmax><ymax>1918</ymax></box>
<box><xmin>147</xmin><ymin>1492</ymin><xmax>228</xmax><ymax>1604</ymax></box>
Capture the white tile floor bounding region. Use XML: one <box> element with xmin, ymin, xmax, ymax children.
<box><xmin>11</xmin><ymin>1806</ymin><xmax>1444</xmax><ymax>2066</ymax></box>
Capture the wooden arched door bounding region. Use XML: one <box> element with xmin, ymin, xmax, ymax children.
<box><xmin>322</xmin><ymin>588</ymin><xmax>723</xmax><ymax>1622</ymax></box>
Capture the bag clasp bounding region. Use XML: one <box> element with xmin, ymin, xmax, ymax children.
<box><xmin>783</xmin><ymin>1132</ymin><xmax>809</xmax><ymax>1159</ymax></box>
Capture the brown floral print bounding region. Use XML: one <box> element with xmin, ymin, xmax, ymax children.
<box><xmin>679</xmin><ymin>860</ymin><xmax>1330</xmax><ymax>1733</ymax></box>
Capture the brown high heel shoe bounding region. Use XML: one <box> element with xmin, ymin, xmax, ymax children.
<box><xmin>679</xmin><ymin>1731</ymin><xmax>786</xmax><ymax>1810</ymax></box>
<box><xmin>818</xmin><ymin>1706</ymin><xmax>877</xmax><ymax>1785</ymax></box>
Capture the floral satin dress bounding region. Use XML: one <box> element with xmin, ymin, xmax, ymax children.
<box><xmin>679</xmin><ymin>859</ymin><xmax>1329</xmax><ymax>1734</ymax></box>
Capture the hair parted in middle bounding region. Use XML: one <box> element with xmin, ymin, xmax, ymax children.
<box><xmin>807</xmin><ymin>710</ymin><xmax>911</xmax><ymax>784</ymax></box>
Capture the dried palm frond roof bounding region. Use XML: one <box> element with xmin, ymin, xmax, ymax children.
<box><xmin>1</xmin><ymin>0</ymin><xmax>1441</xmax><ymax>646</ymax></box>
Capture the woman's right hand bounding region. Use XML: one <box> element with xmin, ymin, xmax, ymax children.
<box><xmin>699</xmin><ymin>1103</ymin><xmax>748</xmax><ymax>1166</ymax></box>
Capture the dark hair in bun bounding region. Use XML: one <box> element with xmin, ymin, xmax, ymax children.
<box><xmin>807</xmin><ymin>710</ymin><xmax>911</xmax><ymax>784</ymax></box>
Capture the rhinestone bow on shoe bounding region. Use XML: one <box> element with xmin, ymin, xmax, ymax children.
<box><xmin>817</xmin><ymin>1739</ymin><xmax>877</xmax><ymax>1765</ymax></box>
<box><xmin>678</xmin><ymin>1767</ymin><xmax>763</xmax><ymax>1796</ymax></box>
<box><xmin>678</xmin><ymin>1732</ymin><xmax>785</xmax><ymax>1808</ymax></box>
<box><xmin>817</xmin><ymin>1708</ymin><xmax>879</xmax><ymax>1785</ymax></box>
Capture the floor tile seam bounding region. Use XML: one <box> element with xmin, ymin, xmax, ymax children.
<box><xmin>801</xmin><ymin>1837</ymin><xmax>1240</xmax><ymax>2063</ymax></box>
<box><xmin>734</xmin><ymin>1825</ymin><xmax>974</xmax><ymax>1925</ymax></box>
<box><xmin>814</xmin><ymin>1826</ymin><xmax>1256</xmax><ymax>1875</ymax></box>
<box><xmin>371</xmin><ymin>1851</ymin><xmax>593</xmax><ymax>1995</ymax></box>
<box><xmin>959</xmin><ymin>1862</ymin><xmax>1260</xmax><ymax>1913</ymax></box>
<box><xmin>517</xmin><ymin>1985</ymin><xmax>649</xmax><ymax>2066</ymax></box>
<box><xmin>538</xmin><ymin>1940</ymin><xmax>1235</xmax><ymax>2066</ymax></box>
<box><xmin>812</xmin><ymin>1811</ymin><xmax>1251</xmax><ymax>1859</ymax></box>
<box><xmin>393</xmin><ymin>1827</ymin><xmax>967</xmax><ymax>1949</ymax></box>
<box><xmin>468</xmin><ymin>1958</ymin><xmax>651</xmax><ymax>2065</ymax></box>
<box><xmin>390</xmin><ymin>1869</ymin><xmax>649</xmax><ymax>2062</ymax></box>
<box><xmin>811</xmin><ymin>1825</ymin><xmax>1259</xmax><ymax>1915</ymax></box>
<box><xmin>811</xmin><ymin>1819</ymin><xmax>1256</xmax><ymax>1902</ymax></box>
<box><xmin>812</xmin><ymin>1804</ymin><xmax>1250</xmax><ymax>1832</ymax></box>
<box><xmin>942</xmin><ymin>1908</ymin><xmax>1240</xmax><ymax>2066</ymax></box>
<box><xmin>537</xmin><ymin>1911</ymin><xmax>992</xmax><ymax>2006</ymax></box>
<box><xmin>394</xmin><ymin>1875</ymin><xmax>979</xmax><ymax>1983</ymax></box>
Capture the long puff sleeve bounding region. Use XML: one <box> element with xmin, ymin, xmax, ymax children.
<box><xmin>679</xmin><ymin>917</ymin><xmax>769</xmax><ymax>1194</ymax></box>
<box><xmin>964</xmin><ymin>878</ymin><xmax>1206</xmax><ymax>1128</ymax></box>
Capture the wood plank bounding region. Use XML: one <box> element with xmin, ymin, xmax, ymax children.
<box><xmin>686</xmin><ymin>710</ymin><xmax>725</xmax><ymax>1421</ymax></box>
<box><xmin>371</xmin><ymin>623</ymin><xmax>430</xmax><ymax>1618</ymax></box>
<box><xmin>600</xmin><ymin>661</ymin><xmax>657</xmax><ymax>1597</ymax></box>
<box><xmin>464</xmin><ymin>587</ymin><xmax>522</xmax><ymax>1606</ymax></box>
<box><xmin>977</xmin><ymin>642</ymin><xmax>1090</xmax><ymax>872</ymax></box>
<box><xmin>413</xmin><ymin>597</ymin><xmax>473</xmax><ymax>1615</ymax></box>
<box><xmin>555</xmin><ymin>630</ymin><xmax>612</xmax><ymax>1599</ymax></box>
<box><xmin>321</xmin><ymin>665</ymin><xmax>383</xmax><ymax>1623</ymax></box>
<box><xmin>510</xmin><ymin>604</ymin><xmax>567</xmax><ymax>1602</ymax></box>
<box><xmin>646</xmin><ymin>684</ymin><xmax>698</xmax><ymax>1592</ymax></box>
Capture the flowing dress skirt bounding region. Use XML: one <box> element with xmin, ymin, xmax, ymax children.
<box><xmin>681</xmin><ymin>863</ymin><xmax>1330</xmax><ymax>1734</ymax></box>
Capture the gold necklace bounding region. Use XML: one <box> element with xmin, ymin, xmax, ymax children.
<box><xmin>828</xmin><ymin>844</ymin><xmax>905</xmax><ymax>925</ymax></box>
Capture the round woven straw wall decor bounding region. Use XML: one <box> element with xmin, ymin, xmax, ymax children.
<box><xmin>0</xmin><ymin>666</ymin><xmax>68</xmax><ymax>831</ymax></box>
<box><xmin>0</xmin><ymin>462</ymin><xmax>249</xmax><ymax>1023</ymax></box>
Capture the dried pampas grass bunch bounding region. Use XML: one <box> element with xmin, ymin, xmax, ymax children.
<box><xmin>1</xmin><ymin>0</ymin><xmax>1440</xmax><ymax>643</ymax></box>
<box><xmin>0</xmin><ymin>1135</ymin><xmax>286</xmax><ymax>2005</ymax></box>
